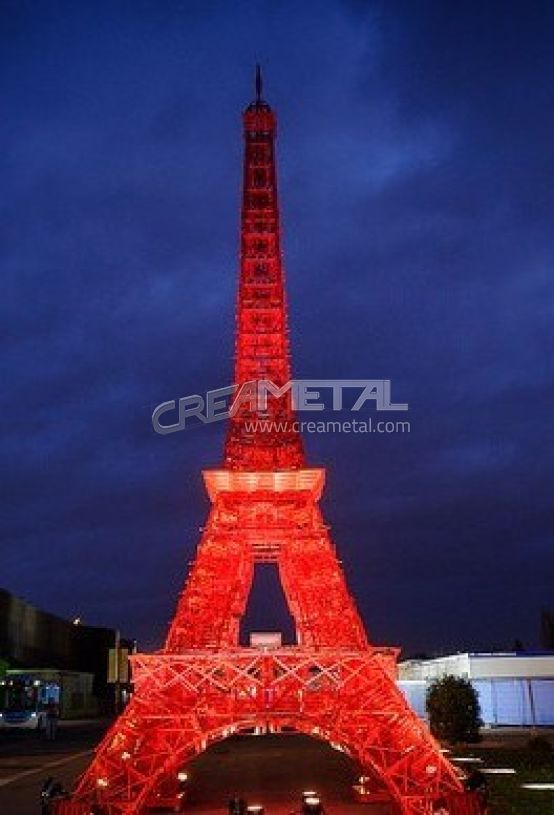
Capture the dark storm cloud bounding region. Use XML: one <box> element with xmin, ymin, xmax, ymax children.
<box><xmin>1</xmin><ymin>0</ymin><xmax>552</xmax><ymax>653</ymax></box>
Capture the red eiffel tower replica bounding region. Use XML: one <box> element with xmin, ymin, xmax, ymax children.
<box><xmin>58</xmin><ymin>70</ymin><xmax>482</xmax><ymax>815</ymax></box>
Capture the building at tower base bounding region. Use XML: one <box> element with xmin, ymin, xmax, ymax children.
<box><xmin>399</xmin><ymin>651</ymin><xmax>554</xmax><ymax>727</ymax></box>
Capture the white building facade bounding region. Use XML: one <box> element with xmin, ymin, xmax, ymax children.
<box><xmin>397</xmin><ymin>652</ymin><xmax>554</xmax><ymax>727</ymax></box>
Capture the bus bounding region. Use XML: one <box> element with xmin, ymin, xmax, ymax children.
<box><xmin>0</xmin><ymin>669</ymin><xmax>96</xmax><ymax>729</ymax></box>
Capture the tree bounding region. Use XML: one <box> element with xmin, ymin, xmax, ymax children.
<box><xmin>426</xmin><ymin>675</ymin><xmax>482</xmax><ymax>744</ymax></box>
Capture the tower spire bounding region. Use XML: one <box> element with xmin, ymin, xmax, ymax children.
<box><xmin>224</xmin><ymin>73</ymin><xmax>304</xmax><ymax>471</ymax></box>
<box><xmin>255</xmin><ymin>63</ymin><xmax>262</xmax><ymax>102</ymax></box>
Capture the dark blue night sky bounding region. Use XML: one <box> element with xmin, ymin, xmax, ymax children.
<box><xmin>2</xmin><ymin>1</ymin><xmax>553</xmax><ymax>654</ymax></box>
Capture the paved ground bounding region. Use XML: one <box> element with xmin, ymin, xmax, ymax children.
<box><xmin>0</xmin><ymin>719</ymin><xmax>110</xmax><ymax>815</ymax></box>
<box><xmin>184</xmin><ymin>734</ymin><xmax>390</xmax><ymax>815</ymax></box>
<box><xmin>0</xmin><ymin>725</ymin><xmax>390</xmax><ymax>815</ymax></box>
<box><xmin>3</xmin><ymin>723</ymin><xmax>548</xmax><ymax>815</ymax></box>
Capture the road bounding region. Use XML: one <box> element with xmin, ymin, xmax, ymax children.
<box><xmin>0</xmin><ymin>726</ymin><xmax>390</xmax><ymax>815</ymax></box>
<box><xmin>0</xmin><ymin>719</ymin><xmax>109</xmax><ymax>815</ymax></box>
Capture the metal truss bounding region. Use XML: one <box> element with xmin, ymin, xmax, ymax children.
<box><xmin>165</xmin><ymin>468</ymin><xmax>370</xmax><ymax>652</ymax></box>
<box><xmin>55</xmin><ymin>74</ymin><xmax>484</xmax><ymax>815</ymax></box>
<box><xmin>61</xmin><ymin>648</ymin><xmax>468</xmax><ymax>815</ymax></box>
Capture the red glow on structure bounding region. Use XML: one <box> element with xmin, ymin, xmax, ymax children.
<box><xmin>55</xmin><ymin>74</ymin><xmax>483</xmax><ymax>815</ymax></box>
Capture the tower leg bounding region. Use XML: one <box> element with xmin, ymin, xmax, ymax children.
<box><xmin>62</xmin><ymin>650</ymin><xmax>478</xmax><ymax>815</ymax></box>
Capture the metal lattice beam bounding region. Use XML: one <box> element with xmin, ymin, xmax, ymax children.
<box><xmin>56</xmin><ymin>73</ymin><xmax>483</xmax><ymax>815</ymax></box>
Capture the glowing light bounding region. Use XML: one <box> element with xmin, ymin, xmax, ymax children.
<box><xmin>73</xmin><ymin>617</ymin><xmax>81</xmax><ymax>625</ymax></box>
<box><xmin>451</xmin><ymin>756</ymin><xmax>483</xmax><ymax>764</ymax></box>
<box><xmin>177</xmin><ymin>771</ymin><xmax>188</xmax><ymax>783</ymax></box>
<box><xmin>481</xmin><ymin>768</ymin><xmax>516</xmax><ymax>775</ymax></box>
<box><xmin>121</xmin><ymin>752</ymin><xmax>131</xmax><ymax>761</ymax></box>
<box><xmin>521</xmin><ymin>783</ymin><xmax>554</xmax><ymax>790</ymax></box>
<box><xmin>96</xmin><ymin>778</ymin><xmax>109</xmax><ymax>788</ymax></box>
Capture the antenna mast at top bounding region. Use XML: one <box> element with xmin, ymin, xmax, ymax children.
<box><xmin>255</xmin><ymin>64</ymin><xmax>262</xmax><ymax>102</ymax></box>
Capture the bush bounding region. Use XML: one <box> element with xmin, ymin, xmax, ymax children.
<box><xmin>426</xmin><ymin>675</ymin><xmax>482</xmax><ymax>744</ymax></box>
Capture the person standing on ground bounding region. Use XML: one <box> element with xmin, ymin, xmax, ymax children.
<box><xmin>44</xmin><ymin>697</ymin><xmax>60</xmax><ymax>741</ymax></box>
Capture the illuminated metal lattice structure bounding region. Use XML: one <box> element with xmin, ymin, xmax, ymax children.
<box><xmin>56</xmin><ymin>71</ymin><xmax>482</xmax><ymax>815</ymax></box>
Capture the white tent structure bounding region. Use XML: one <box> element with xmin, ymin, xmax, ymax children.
<box><xmin>398</xmin><ymin>652</ymin><xmax>554</xmax><ymax>726</ymax></box>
